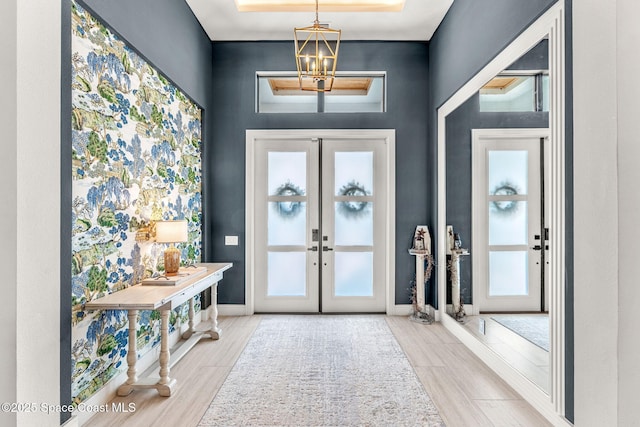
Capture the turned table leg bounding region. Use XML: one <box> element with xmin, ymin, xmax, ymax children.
<box><xmin>209</xmin><ymin>283</ymin><xmax>222</xmax><ymax>340</ymax></box>
<box><xmin>157</xmin><ymin>309</ymin><xmax>176</xmax><ymax>396</ymax></box>
<box><xmin>117</xmin><ymin>309</ymin><xmax>138</xmax><ymax>396</ymax></box>
<box><xmin>182</xmin><ymin>297</ymin><xmax>196</xmax><ymax>339</ymax></box>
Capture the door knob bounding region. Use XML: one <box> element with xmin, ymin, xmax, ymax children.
<box><xmin>322</xmin><ymin>246</ymin><xmax>333</xmax><ymax>251</ymax></box>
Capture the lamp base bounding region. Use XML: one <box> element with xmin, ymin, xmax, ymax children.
<box><xmin>164</xmin><ymin>246</ymin><xmax>181</xmax><ymax>276</ymax></box>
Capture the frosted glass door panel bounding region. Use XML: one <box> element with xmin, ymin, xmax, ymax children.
<box><xmin>268</xmin><ymin>202</ymin><xmax>306</xmax><ymax>246</ymax></box>
<box><xmin>488</xmin><ymin>150</ymin><xmax>528</xmax><ymax>195</ymax></box>
<box><xmin>322</xmin><ymin>137</ymin><xmax>388</xmax><ymax>312</ymax></box>
<box><xmin>253</xmin><ymin>131</ymin><xmax>391</xmax><ymax>313</ymax></box>
<box><xmin>489</xmin><ymin>251</ymin><xmax>529</xmax><ymax>296</ymax></box>
<box><xmin>334</xmin><ymin>252</ymin><xmax>373</xmax><ymax>297</ymax></box>
<box><xmin>268</xmin><ymin>152</ymin><xmax>306</xmax><ymax>196</ymax></box>
<box><xmin>473</xmin><ymin>132</ymin><xmax>545</xmax><ymax>313</ymax></box>
<box><xmin>334</xmin><ymin>152</ymin><xmax>373</xmax><ymax>195</ymax></box>
<box><xmin>489</xmin><ymin>201</ymin><xmax>528</xmax><ymax>245</ymax></box>
<box><xmin>254</xmin><ymin>137</ymin><xmax>318</xmax><ymax>313</ymax></box>
<box><xmin>267</xmin><ymin>252</ymin><xmax>307</xmax><ymax>296</ymax></box>
<box><xmin>334</xmin><ymin>202</ymin><xmax>373</xmax><ymax>246</ymax></box>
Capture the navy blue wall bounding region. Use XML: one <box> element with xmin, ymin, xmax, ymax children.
<box><xmin>207</xmin><ymin>41</ymin><xmax>430</xmax><ymax>306</ymax></box>
<box><xmin>61</xmin><ymin>0</ymin><xmax>213</xmax><ymax>420</ymax></box>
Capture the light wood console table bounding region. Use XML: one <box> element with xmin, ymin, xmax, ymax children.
<box><xmin>84</xmin><ymin>262</ymin><xmax>232</xmax><ymax>397</ymax></box>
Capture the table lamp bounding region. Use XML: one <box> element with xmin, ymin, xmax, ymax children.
<box><xmin>155</xmin><ymin>220</ymin><xmax>188</xmax><ymax>276</ymax></box>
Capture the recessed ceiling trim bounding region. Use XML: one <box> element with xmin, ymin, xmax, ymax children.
<box><xmin>268</xmin><ymin>76</ymin><xmax>373</xmax><ymax>95</ymax></box>
<box><xmin>186</xmin><ymin>0</ymin><xmax>453</xmax><ymax>41</ymax></box>
<box><xmin>481</xmin><ymin>76</ymin><xmax>522</xmax><ymax>93</ymax></box>
<box><xmin>235</xmin><ymin>0</ymin><xmax>405</xmax><ymax>12</ymax></box>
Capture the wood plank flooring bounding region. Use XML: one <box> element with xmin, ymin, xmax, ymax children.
<box><xmin>85</xmin><ymin>315</ymin><xmax>551</xmax><ymax>427</ymax></box>
<box><xmin>386</xmin><ymin>316</ymin><xmax>551</xmax><ymax>427</ymax></box>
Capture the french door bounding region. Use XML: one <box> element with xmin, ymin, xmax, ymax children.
<box><xmin>249</xmin><ymin>131</ymin><xmax>390</xmax><ymax>313</ymax></box>
<box><xmin>472</xmin><ymin>129</ymin><xmax>550</xmax><ymax>312</ymax></box>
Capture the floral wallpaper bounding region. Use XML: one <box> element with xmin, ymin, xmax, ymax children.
<box><xmin>70</xmin><ymin>1</ymin><xmax>203</xmax><ymax>404</ymax></box>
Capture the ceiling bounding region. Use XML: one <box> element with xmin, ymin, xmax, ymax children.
<box><xmin>185</xmin><ymin>0</ymin><xmax>454</xmax><ymax>41</ymax></box>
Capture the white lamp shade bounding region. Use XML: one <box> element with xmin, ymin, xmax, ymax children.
<box><xmin>155</xmin><ymin>220</ymin><xmax>188</xmax><ymax>243</ymax></box>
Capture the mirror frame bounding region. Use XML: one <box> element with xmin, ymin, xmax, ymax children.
<box><xmin>436</xmin><ymin>2</ymin><xmax>567</xmax><ymax>424</ymax></box>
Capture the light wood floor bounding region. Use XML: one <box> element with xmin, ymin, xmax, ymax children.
<box><xmin>86</xmin><ymin>315</ymin><xmax>551</xmax><ymax>427</ymax></box>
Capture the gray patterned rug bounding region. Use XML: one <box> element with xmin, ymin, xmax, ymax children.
<box><xmin>198</xmin><ymin>315</ymin><xmax>444</xmax><ymax>426</ymax></box>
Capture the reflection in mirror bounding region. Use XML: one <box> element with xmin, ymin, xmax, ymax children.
<box><xmin>256</xmin><ymin>73</ymin><xmax>386</xmax><ymax>113</ymax></box>
<box><xmin>445</xmin><ymin>39</ymin><xmax>550</xmax><ymax>394</ymax></box>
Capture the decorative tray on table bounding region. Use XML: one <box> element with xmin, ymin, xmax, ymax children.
<box><xmin>141</xmin><ymin>266</ymin><xmax>208</xmax><ymax>286</ymax></box>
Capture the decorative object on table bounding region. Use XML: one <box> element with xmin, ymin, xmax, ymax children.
<box><xmin>408</xmin><ymin>225</ymin><xmax>435</xmax><ymax>324</ymax></box>
<box><xmin>141</xmin><ymin>266</ymin><xmax>208</xmax><ymax>286</ymax></box>
<box><xmin>447</xmin><ymin>225</ymin><xmax>469</xmax><ymax>322</ymax></box>
<box><xmin>155</xmin><ymin>220</ymin><xmax>188</xmax><ymax>276</ymax></box>
<box><xmin>293</xmin><ymin>0</ymin><xmax>341</xmax><ymax>92</ymax></box>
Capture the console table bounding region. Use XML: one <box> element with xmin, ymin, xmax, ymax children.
<box><xmin>84</xmin><ymin>262</ymin><xmax>232</xmax><ymax>397</ymax></box>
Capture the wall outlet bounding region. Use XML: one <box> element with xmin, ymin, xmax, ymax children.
<box><xmin>225</xmin><ymin>235</ymin><xmax>239</xmax><ymax>246</ymax></box>
<box><xmin>479</xmin><ymin>318</ymin><xmax>486</xmax><ymax>335</ymax></box>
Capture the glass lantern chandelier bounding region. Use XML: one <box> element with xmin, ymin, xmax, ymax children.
<box><xmin>294</xmin><ymin>0</ymin><xmax>341</xmax><ymax>92</ymax></box>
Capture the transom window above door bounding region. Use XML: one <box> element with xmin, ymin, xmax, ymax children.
<box><xmin>256</xmin><ymin>72</ymin><xmax>386</xmax><ymax>113</ymax></box>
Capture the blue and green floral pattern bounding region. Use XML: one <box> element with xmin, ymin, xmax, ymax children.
<box><xmin>70</xmin><ymin>1</ymin><xmax>203</xmax><ymax>404</ymax></box>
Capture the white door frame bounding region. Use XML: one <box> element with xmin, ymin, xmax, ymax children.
<box><xmin>471</xmin><ymin>128</ymin><xmax>549</xmax><ymax>313</ymax></box>
<box><xmin>436</xmin><ymin>2</ymin><xmax>568</xmax><ymax>425</ymax></box>
<box><xmin>321</xmin><ymin>138</ymin><xmax>388</xmax><ymax>313</ymax></box>
<box><xmin>246</xmin><ymin>129</ymin><xmax>396</xmax><ymax>315</ymax></box>
<box><xmin>253</xmin><ymin>138</ymin><xmax>321</xmax><ymax>313</ymax></box>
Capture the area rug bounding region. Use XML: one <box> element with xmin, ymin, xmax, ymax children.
<box><xmin>198</xmin><ymin>315</ymin><xmax>444</xmax><ymax>427</ymax></box>
<box><xmin>491</xmin><ymin>315</ymin><xmax>550</xmax><ymax>352</ymax></box>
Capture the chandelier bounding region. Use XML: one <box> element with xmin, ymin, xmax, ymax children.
<box><xmin>293</xmin><ymin>0</ymin><xmax>341</xmax><ymax>92</ymax></box>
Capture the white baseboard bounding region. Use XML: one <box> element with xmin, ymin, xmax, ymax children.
<box><xmin>216</xmin><ymin>304</ymin><xmax>440</xmax><ymax>319</ymax></box>
<box><xmin>390</xmin><ymin>304</ymin><xmax>413</xmax><ymax>316</ymax></box>
<box><xmin>390</xmin><ymin>304</ymin><xmax>440</xmax><ymax>321</ymax></box>
<box><xmin>445</xmin><ymin>303</ymin><xmax>474</xmax><ymax>317</ymax></box>
<box><xmin>217</xmin><ymin>304</ymin><xmax>249</xmax><ymax>316</ymax></box>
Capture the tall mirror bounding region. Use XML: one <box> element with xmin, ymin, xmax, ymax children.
<box><xmin>445</xmin><ymin>38</ymin><xmax>550</xmax><ymax>393</ymax></box>
<box><xmin>437</xmin><ymin>3</ymin><xmax>566</xmax><ymax>422</ymax></box>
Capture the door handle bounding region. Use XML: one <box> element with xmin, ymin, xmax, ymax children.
<box><xmin>532</xmin><ymin>245</ymin><xmax>542</xmax><ymax>251</ymax></box>
<box><xmin>322</xmin><ymin>246</ymin><xmax>333</xmax><ymax>251</ymax></box>
<box><xmin>307</xmin><ymin>246</ymin><xmax>318</xmax><ymax>252</ymax></box>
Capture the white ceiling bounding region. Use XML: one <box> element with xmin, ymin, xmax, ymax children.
<box><xmin>185</xmin><ymin>0</ymin><xmax>454</xmax><ymax>41</ymax></box>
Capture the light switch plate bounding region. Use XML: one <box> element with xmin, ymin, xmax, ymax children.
<box><xmin>225</xmin><ymin>235</ymin><xmax>239</xmax><ymax>246</ymax></box>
